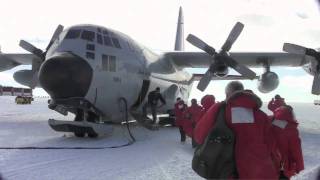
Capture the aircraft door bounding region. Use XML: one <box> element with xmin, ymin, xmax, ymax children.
<box><xmin>131</xmin><ymin>79</ymin><xmax>150</xmax><ymax>110</ymax></box>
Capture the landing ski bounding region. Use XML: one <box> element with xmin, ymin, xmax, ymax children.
<box><xmin>130</xmin><ymin>112</ymin><xmax>159</xmax><ymax>131</ymax></box>
<box><xmin>48</xmin><ymin>119</ymin><xmax>113</xmax><ymax>136</ymax></box>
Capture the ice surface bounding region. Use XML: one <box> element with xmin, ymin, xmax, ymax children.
<box><xmin>0</xmin><ymin>97</ymin><xmax>319</xmax><ymax>180</ymax></box>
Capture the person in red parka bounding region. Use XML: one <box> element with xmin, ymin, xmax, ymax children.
<box><xmin>268</xmin><ymin>94</ymin><xmax>286</xmax><ymax>113</ymax></box>
<box><xmin>200</xmin><ymin>94</ymin><xmax>216</xmax><ymax>116</ymax></box>
<box><xmin>271</xmin><ymin>105</ymin><xmax>304</xmax><ymax>179</ymax></box>
<box><xmin>174</xmin><ymin>99</ymin><xmax>187</xmax><ymax>142</ymax></box>
<box><xmin>194</xmin><ymin>81</ymin><xmax>278</xmax><ymax>179</ymax></box>
<box><xmin>183</xmin><ymin>99</ymin><xmax>203</xmax><ymax>136</ymax></box>
<box><xmin>183</xmin><ymin>99</ymin><xmax>203</xmax><ymax>147</ymax></box>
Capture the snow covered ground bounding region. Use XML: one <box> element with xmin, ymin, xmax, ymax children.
<box><xmin>0</xmin><ymin>97</ymin><xmax>319</xmax><ymax>180</ymax></box>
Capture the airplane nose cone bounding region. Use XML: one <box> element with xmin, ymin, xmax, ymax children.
<box><xmin>39</xmin><ymin>52</ymin><xmax>93</xmax><ymax>99</ymax></box>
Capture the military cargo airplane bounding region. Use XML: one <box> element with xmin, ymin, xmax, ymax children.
<box><xmin>0</xmin><ymin>7</ymin><xmax>316</xmax><ymax>137</ymax></box>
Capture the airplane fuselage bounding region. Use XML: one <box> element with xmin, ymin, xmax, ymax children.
<box><xmin>43</xmin><ymin>24</ymin><xmax>192</xmax><ymax>122</ymax></box>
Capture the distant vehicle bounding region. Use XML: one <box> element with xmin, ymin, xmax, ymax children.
<box><xmin>314</xmin><ymin>100</ymin><xmax>320</xmax><ymax>105</ymax></box>
<box><xmin>15</xmin><ymin>96</ymin><xmax>33</xmax><ymax>104</ymax></box>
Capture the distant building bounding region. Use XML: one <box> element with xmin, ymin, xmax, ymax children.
<box><xmin>0</xmin><ymin>85</ymin><xmax>33</xmax><ymax>97</ymax></box>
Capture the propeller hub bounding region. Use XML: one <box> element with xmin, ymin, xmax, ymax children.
<box><xmin>188</xmin><ymin>22</ymin><xmax>256</xmax><ymax>91</ymax></box>
<box><xmin>210</xmin><ymin>61</ymin><xmax>228</xmax><ymax>77</ymax></box>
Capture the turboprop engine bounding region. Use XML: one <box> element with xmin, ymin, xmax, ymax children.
<box><xmin>13</xmin><ymin>25</ymin><xmax>64</xmax><ymax>89</ymax></box>
<box><xmin>13</xmin><ymin>70</ymin><xmax>38</xmax><ymax>88</ymax></box>
<box><xmin>257</xmin><ymin>71</ymin><xmax>279</xmax><ymax>93</ymax></box>
<box><xmin>186</xmin><ymin>22</ymin><xmax>256</xmax><ymax>91</ymax></box>
<box><xmin>212</xmin><ymin>61</ymin><xmax>229</xmax><ymax>77</ymax></box>
<box><xmin>283</xmin><ymin>43</ymin><xmax>320</xmax><ymax>95</ymax></box>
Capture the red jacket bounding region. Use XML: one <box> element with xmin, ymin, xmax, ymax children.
<box><xmin>194</xmin><ymin>91</ymin><xmax>278</xmax><ymax>179</ymax></box>
<box><xmin>183</xmin><ymin>104</ymin><xmax>203</xmax><ymax>137</ymax></box>
<box><xmin>201</xmin><ymin>95</ymin><xmax>215</xmax><ymax>112</ymax></box>
<box><xmin>271</xmin><ymin>106</ymin><xmax>304</xmax><ymax>178</ymax></box>
<box><xmin>200</xmin><ymin>95</ymin><xmax>215</xmax><ymax>117</ymax></box>
<box><xmin>174</xmin><ymin>100</ymin><xmax>187</xmax><ymax>126</ymax></box>
<box><xmin>268</xmin><ymin>98</ymin><xmax>286</xmax><ymax>112</ymax></box>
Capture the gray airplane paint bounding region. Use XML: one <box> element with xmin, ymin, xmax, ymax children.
<box><xmin>2</xmin><ymin>7</ymin><xmax>312</xmax><ymax>129</ymax></box>
<box><xmin>175</xmin><ymin>7</ymin><xmax>184</xmax><ymax>51</ymax></box>
<box><xmin>43</xmin><ymin>8</ymin><xmax>190</xmax><ymax>122</ymax></box>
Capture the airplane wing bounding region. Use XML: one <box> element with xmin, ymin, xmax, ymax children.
<box><xmin>0</xmin><ymin>53</ymin><xmax>41</xmax><ymax>72</ymax></box>
<box><xmin>163</xmin><ymin>51</ymin><xmax>307</xmax><ymax>69</ymax></box>
<box><xmin>191</xmin><ymin>74</ymin><xmax>259</xmax><ymax>81</ymax></box>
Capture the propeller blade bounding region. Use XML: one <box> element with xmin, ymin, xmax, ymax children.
<box><xmin>30</xmin><ymin>71</ymin><xmax>38</xmax><ymax>89</ymax></box>
<box><xmin>19</xmin><ymin>40</ymin><xmax>44</xmax><ymax>59</ymax></box>
<box><xmin>224</xmin><ymin>57</ymin><xmax>256</xmax><ymax>79</ymax></box>
<box><xmin>283</xmin><ymin>43</ymin><xmax>320</xmax><ymax>59</ymax></box>
<box><xmin>46</xmin><ymin>24</ymin><xmax>64</xmax><ymax>51</ymax></box>
<box><xmin>197</xmin><ymin>70</ymin><xmax>214</xmax><ymax>91</ymax></box>
<box><xmin>187</xmin><ymin>34</ymin><xmax>216</xmax><ymax>55</ymax></box>
<box><xmin>221</xmin><ymin>22</ymin><xmax>244</xmax><ymax>52</ymax></box>
<box><xmin>283</xmin><ymin>43</ymin><xmax>307</xmax><ymax>55</ymax></box>
<box><xmin>312</xmin><ymin>70</ymin><xmax>320</xmax><ymax>95</ymax></box>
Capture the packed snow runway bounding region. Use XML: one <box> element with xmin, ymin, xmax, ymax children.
<box><xmin>0</xmin><ymin>97</ymin><xmax>319</xmax><ymax>180</ymax></box>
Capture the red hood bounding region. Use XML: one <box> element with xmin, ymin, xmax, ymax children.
<box><xmin>226</xmin><ymin>90</ymin><xmax>262</xmax><ymax>109</ymax></box>
<box><xmin>274</xmin><ymin>98</ymin><xmax>286</xmax><ymax>107</ymax></box>
<box><xmin>201</xmin><ymin>95</ymin><xmax>215</xmax><ymax>111</ymax></box>
<box><xmin>274</xmin><ymin>106</ymin><xmax>298</xmax><ymax>125</ymax></box>
<box><xmin>175</xmin><ymin>100</ymin><xmax>186</xmax><ymax>109</ymax></box>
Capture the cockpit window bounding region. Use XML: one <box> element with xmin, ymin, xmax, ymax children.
<box><xmin>81</xmin><ymin>30</ymin><xmax>95</xmax><ymax>41</ymax></box>
<box><xmin>97</xmin><ymin>34</ymin><xmax>103</xmax><ymax>45</ymax></box>
<box><xmin>102</xmin><ymin>29</ymin><xmax>109</xmax><ymax>35</ymax></box>
<box><xmin>103</xmin><ymin>36</ymin><xmax>113</xmax><ymax>46</ymax></box>
<box><xmin>65</xmin><ymin>29</ymin><xmax>81</xmax><ymax>39</ymax></box>
<box><xmin>112</xmin><ymin>38</ymin><xmax>121</xmax><ymax>49</ymax></box>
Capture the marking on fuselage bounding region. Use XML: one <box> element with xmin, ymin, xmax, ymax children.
<box><xmin>113</xmin><ymin>77</ymin><xmax>121</xmax><ymax>83</ymax></box>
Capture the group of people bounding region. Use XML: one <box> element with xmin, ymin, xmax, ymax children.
<box><xmin>191</xmin><ymin>81</ymin><xmax>304</xmax><ymax>179</ymax></box>
<box><xmin>174</xmin><ymin>95</ymin><xmax>216</xmax><ymax>147</ymax></box>
<box><xmin>143</xmin><ymin>83</ymin><xmax>304</xmax><ymax>179</ymax></box>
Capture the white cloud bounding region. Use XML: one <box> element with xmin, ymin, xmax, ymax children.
<box><xmin>0</xmin><ymin>73</ymin><xmax>21</xmax><ymax>87</ymax></box>
<box><xmin>189</xmin><ymin>81</ymin><xmax>227</xmax><ymax>102</ymax></box>
<box><xmin>281</xmin><ymin>75</ymin><xmax>313</xmax><ymax>90</ymax></box>
<box><xmin>0</xmin><ymin>0</ymin><xmax>319</xmax><ymax>102</ymax></box>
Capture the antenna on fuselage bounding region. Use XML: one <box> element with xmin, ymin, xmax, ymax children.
<box><xmin>174</xmin><ymin>6</ymin><xmax>184</xmax><ymax>51</ymax></box>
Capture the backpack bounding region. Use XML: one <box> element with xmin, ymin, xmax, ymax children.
<box><xmin>192</xmin><ymin>103</ymin><xmax>237</xmax><ymax>179</ymax></box>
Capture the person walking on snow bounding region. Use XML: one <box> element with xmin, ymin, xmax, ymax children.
<box><xmin>142</xmin><ymin>87</ymin><xmax>166</xmax><ymax>124</ymax></box>
<box><xmin>270</xmin><ymin>105</ymin><xmax>304</xmax><ymax>179</ymax></box>
<box><xmin>174</xmin><ymin>99</ymin><xmax>187</xmax><ymax>142</ymax></box>
<box><xmin>200</xmin><ymin>94</ymin><xmax>216</xmax><ymax>116</ymax></box>
<box><xmin>183</xmin><ymin>99</ymin><xmax>203</xmax><ymax>147</ymax></box>
<box><xmin>194</xmin><ymin>81</ymin><xmax>278</xmax><ymax>179</ymax></box>
<box><xmin>268</xmin><ymin>94</ymin><xmax>286</xmax><ymax>113</ymax></box>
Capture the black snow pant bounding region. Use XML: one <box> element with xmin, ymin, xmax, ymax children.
<box><xmin>192</xmin><ymin>138</ymin><xmax>198</xmax><ymax>148</ymax></box>
<box><xmin>142</xmin><ymin>103</ymin><xmax>157</xmax><ymax>123</ymax></box>
<box><xmin>179</xmin><ymin>126</ymin><xmax>186</xmax><ymax>142</ymax></box>
<box><xmin>279</xmin><ymin>171</ymin><xmax>289</xmax><ymax>180</ymax></box>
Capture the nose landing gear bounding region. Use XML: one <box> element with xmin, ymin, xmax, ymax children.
<box><xmin>48</xmin><ymin>98</ymin><xmax>113</xmax><ymax>138</ymax></box>
<box><xmin>48</xmin><ymin>109</ymin><xmax>112</xmax><ymax>138</ymax></box>
<box><xmin>70</xmin><ymin>109</ymin><xmax>100</xmax><ymax>138</ymax></box>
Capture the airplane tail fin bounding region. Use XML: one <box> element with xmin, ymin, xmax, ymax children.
<box><xmin>174</xmin><ymin>7</ymin><xmax>184</xmax><ymax>51</ymax></box>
